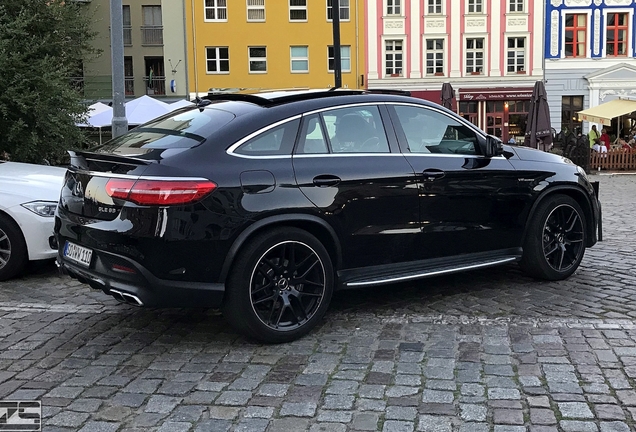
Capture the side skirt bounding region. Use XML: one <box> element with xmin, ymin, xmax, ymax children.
<box><xmin>336</xmin><ymin>248</ymin><xmax>522</xmax><ymax>289</ymax></box>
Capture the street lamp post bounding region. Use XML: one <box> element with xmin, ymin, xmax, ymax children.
<box><xmin>331</xmin><ymin>0</ymin><xmax>342</xmax><ymax>89</ymax></box>
<box><xmin>110</xmin><ymin>0</ymin><xmax>128</xmax><ymax>138</ymax></box>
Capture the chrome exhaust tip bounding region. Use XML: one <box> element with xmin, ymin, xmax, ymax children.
<box><xmin>109</xmin><ymin>289</ymin><xmax>126</xmax><ymax>303</ymax></box>
<box><xmin>121</xmin><ymin>292</ymin><xmax>144</xmax><ymax>307</ymax></box>
<box><xmin>110</xmin><ymin>289</ymin><xmax>144</xmax><ymax>307</ymax></box>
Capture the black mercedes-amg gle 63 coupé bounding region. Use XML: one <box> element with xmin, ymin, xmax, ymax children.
<box><xmin>55</xmin><ymin>89</ymin><xmax>601</xmax><ymax>342</ymax></box>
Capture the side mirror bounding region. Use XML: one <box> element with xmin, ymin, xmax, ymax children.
<box><xmin>484</xmin><ymin>135</ymin><xmax>504</xmax><ymax>158</ymax></box>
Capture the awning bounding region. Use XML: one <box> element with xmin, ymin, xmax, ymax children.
<box><xmin>577</xmin><ymin>98</ymin><xmax>636</xmax><ymax>126</ymax></box>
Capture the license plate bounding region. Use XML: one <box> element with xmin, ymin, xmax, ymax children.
<box><xmin>64</xmin><ymin>241</ymin><xmax>93</xmax><ymax>267</ymax></box>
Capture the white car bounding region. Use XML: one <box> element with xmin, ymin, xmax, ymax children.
<box><xmin>0</xmin><ymin>161</ymin><xmax>66</xmax><ymax>280</ymax></box>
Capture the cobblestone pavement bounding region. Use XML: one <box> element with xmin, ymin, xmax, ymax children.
<box><xmin>1</xmin><ymin>173</ymin><xmax>636</xmax><ymax>432</ymax></box>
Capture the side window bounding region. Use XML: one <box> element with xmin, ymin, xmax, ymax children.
<box><xmin>234</xmin><ymin>119</ymin><xmax>300</xmax><ymax>156</ymax></box>
<box><xmin>393</xmin><ymin>105</ymin><xmax>479</xmax><ymax>155</ymax></box>
<box><xmin>323</xmin><ymin>106</ymin><xmax>390</xmax><ymax>153</ymax></box>
<box><xmin>297</xmin><ymin>114</ymin><xmax>329</xmax><ymax>154</ymax></box>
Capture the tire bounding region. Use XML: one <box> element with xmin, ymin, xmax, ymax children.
<box><xmin>0</xmin><ymin>214</ymin><xmax>28</xmax><ymax>281</ymax></box>
<box><xmin>222</xmin><ymin>227</ymin><xmax>334</xmax><ymax>343</ymax></box>
<box><xmin>520</xmin><ymin>194</ymin><xmax>586</xmax><ymax>281</ymax></box>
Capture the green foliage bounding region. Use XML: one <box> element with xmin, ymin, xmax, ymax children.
<box><xmin>0</xmin><ymin>0</ymin><xmax>99</xmax><ymax>164</ymax></box>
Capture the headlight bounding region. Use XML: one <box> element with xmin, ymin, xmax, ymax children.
<box><xmin>576</xmin><ymin>165</ymin><xmax>588</xmax><ymax>181</ymax></box>
<box><xmin>21</xmin><ymin>201</ymin><xmax>58</xmax><ymax>217</ymax></box>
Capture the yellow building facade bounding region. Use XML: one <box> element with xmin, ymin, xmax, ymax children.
<box><xmin>185</xmin><ymin>0</ymin><xmax>365</xmax><ymax>98</ymax></box>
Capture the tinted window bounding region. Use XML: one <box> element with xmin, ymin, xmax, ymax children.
<box><xmin>96</xmin><ymin>108</ymin><xmax>235</xmax><ymax>154</ymax></box>
<box><xmin>296</xmin><ymin>114</ymin><xmax>329</xmax><ymax>154</ymax></box>
<box><xmin>393</xmin><ymin>105</ymin><xmax>479</xmax><ymax>155</ymax></box>
<box><xmin>235</xmin><ymin>119</ymin><xmax>300</xmax><ymax>156</ymax></box>
<box><xmin>322</xmin><ymin>106</ymin><xmax>390</xmax><ymax>153</ymax></box>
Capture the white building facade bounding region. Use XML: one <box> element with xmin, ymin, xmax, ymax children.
<box><xmin>545</xmin><ymin>0</ymin><xmax>636</xmax><ymax>135</ymax></box>
<box><xmin>366</xmin><ymin>0</ymin><xmax>544</xmax><ymax>143</ymax></box>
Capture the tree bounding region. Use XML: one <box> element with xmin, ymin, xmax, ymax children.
<box><xmin>0</xmin><ymin>0</ymin><xmax>99</xmax><ymax>164</ymax></box>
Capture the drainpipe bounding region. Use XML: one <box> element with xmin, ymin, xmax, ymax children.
<box><xmin>355</xmin><ymin>0</ymin><xmax>360</xmax><ymax>88</ymax></box>
<box><xmin>182</xmin><ymin>0</ymin><xmax>190</xmax><ymax>99</ymax></box>
<box><xmin>191</xmin><ymin>0</ymin><xmax>199</xmax><ymax>98</ymax></box>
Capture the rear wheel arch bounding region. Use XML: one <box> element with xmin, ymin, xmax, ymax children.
<box><xmin>219</xmin><ymin>214</ymin><xmax>342</xmax><ymax>284</ymax></box>
<box><xmin>522</xmin><ymin>185</ymin><xmax>596</xmax><ymax>248</ymax></box>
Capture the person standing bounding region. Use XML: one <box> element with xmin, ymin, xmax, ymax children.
<box><xmin>598</xmin><ymin>128</ymin><xmax>610</xmax><ymax>153</ymax></box>
<box><xmin>588</xmin><ymin>125</ymin><xmax>600</xmax><ymax>149</ymax></box>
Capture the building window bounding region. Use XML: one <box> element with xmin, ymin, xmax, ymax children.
<box><xmin>427</xmin><ymin>0</ymin><xmax>442</xmax><ymax>14</ymax></box>
<box><xmin>385</xmin><ymin>40</ymin><xmax>403</xmax><ymax>77</ymax></box>
<box><xmin>606</xmin><ymin>13</ymin><xmax>628</xmax><ymax>56</ymax></box>
<box><xmin>561</xmin><ymin>96</ymin><xmax>583</xmax><ymax>135</ymax></box>
<box><xmin>565</xmin><ymin>14</ymin><xmax>586</xmax><ymax>58</ymax></box>
<box><xmin>289</xmin><ymin>0</ymin><xmax>307</xmax><ymax>21</ymax></box>
<box><xmin>426</xmin><ymin>39</ymin><xmax>444</xmax><ymax>75</ymax></box>
<box><xmin>465</xmin><ymin>38</ymin><xmax>484</xmax><ymax>74</ymax></box>
<box><xmin>141</xmin><ymin>6</ymin><xmax>163</xmax><ymax>46</ymax></box>
<box><xmin>123</xmin><ymin>5</ymin><xmax>132</xmax><ymax>46</ymax></box>
<box><xmin>124</xmin><ymin>57</ymin><xmax>134</xmax><ymax>96</ymax></box>
<box><xmin>290</xmin><ymin>46</ymin><xmax>309</xmax><ymax>72</ymax></box>
<box><xmin>328</xmin><ymin>46</ymin><xmax>351</xmax><ymax>72</ymax></box>
<box><xmin>386</xmin><ymin>0</ymin><xmax>401</xmax><ymax>15</ymax></box>
<box><xmin>509</xmin><ymin>0</ymin><xmax>523</xmax><ymax>13</ymax></box>
<box><xmin>327</xmin><ymin>0</ymin><xmax>350</xmax><ymax>20</ymax></box>
<box><xmin>467</xmin><ymin>0</ymin><xmax>483</xmax><ymax>13</ymax></box>
<box><xmin>507</xmin><ymin>37</ymin><xmax>525</xmax><ymax>73</ymax></box>
<box><xmin>460</xmin><ymin>101</ymin><xmax>478</xmax><ymax>126</ymax></box>
<box><xmin>205</xmin><ymin>0</ymin><xmax>228</xmax><ymax>21</ymax></box>
<box><xmin>247</xmin><ymin>0</ymin><xmax>265</xmax><ymax>22</ymax></box>
<box><xmin>206</xmin><ymin>47</ymin><xmax>229</xmax><ymax>73</ymax></box>
<box><xmin>248</xmin><ymin>47</ymin><xmax>267</xmax><ymax>73</ymax></box>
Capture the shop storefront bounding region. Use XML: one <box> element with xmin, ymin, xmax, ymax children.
<box><xmin>458</xmin><ymin>87</ymin><xmax>533</xmax><ymax>144</ymax></box>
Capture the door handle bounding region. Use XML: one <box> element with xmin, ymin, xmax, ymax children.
<box><xmin>313</xmin><ymin>175</ymin><xmax>341</xmax><ymax>187</ymax></box>
<box><xmin>421</xmin><ymin>169</ymin><xmax>445</xmax><ymax>181</ymax></box>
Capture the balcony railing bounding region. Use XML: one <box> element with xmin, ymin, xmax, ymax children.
<box><xmin>141</xmin><ymin>26</ymin><xmax>163</xmax><ymax>46</ymax></box>
<box><xmin>123</xmin><ymin>26</ymin><xmax>132</xmax><ymax>46</ymax></box>
<box><xmin>144</xmin><ymin>76</ymin><xmax>166</xmax><ymax>95</ymax></box>
<box><xmin>125</xmin><ymin>77</ymin><xmax>134</xmax><ymax>95</ymax></box>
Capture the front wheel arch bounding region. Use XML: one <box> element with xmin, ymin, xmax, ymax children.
<box><xmin>0</xmin><ymin>212</ymin><xmax>28</xmax><ymax>281</ymax></box>
<box><xmin>522</xmin><ymin>185</ymin><xmax>597</xmax><ymax>248</ymax></box>
<box><xmin>520</xmin><ymin>193</ymin><xmax>587</xmax><ymax>280</ymax></box>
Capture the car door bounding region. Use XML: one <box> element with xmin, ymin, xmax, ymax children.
<box><xmin>386</xmin><ymin>103</ymin><xmax>527</xmax><ymax>259</ymax></box>
<box><xmin>292</xmin><ymin>104</ymin><xmax>420</xmax><ymax>270</ymax></box>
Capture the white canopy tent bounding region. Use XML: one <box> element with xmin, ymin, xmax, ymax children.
<box><xmin>88</xmin><ymin>95</ymin><xmax>171</xmax><ymax>127</ymax></box>
<box><xmin>77</xmin><ymin>96</ymin><xmax>172</xmax><ymax>145</ymax></box>
<box><xmin>169</xmin><ymin>99</ymin><xmax>195</xmax><ymax>111</ymax></box>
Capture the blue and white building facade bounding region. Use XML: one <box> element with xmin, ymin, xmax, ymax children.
<box><xmin>545</xmin><ymin>0</ymin><xmax>636</xmax><ymax>134</ymax></box>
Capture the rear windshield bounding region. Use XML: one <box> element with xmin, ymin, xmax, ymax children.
<box><xmin>94</xmin><ymin>108</ymin><xmax>235</xmax><ymax>155</ymax></box>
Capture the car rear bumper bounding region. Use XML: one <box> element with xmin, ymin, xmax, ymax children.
<box><xmin>57</xmin><ymin>249</ymin><xmax>226</xmax><ymax>308</ymax></box>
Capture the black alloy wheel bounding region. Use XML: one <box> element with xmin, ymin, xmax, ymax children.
<box><xmin>520</xmin><ymin>194</ymin><xmax>587</xmax><ymax>281</ymax></box>
<box><xmin>223</xmin><ymin>227</ymin><xmax>334</xmax><ymax>343</ymax></box>
<box><xmin>250</xmin><ymin>240</ymin><xmax>326</xmax><ymax>331</ymax></box>
<box><xmin>541</xmin><ymin>203</ymin><xmax>585</xmax><ymax>273</ymax></box>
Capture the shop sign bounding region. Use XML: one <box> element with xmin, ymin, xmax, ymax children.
<box><xmin>460</xmin><ymin>88</ymin><xmax>533</xmax><ymax>101</ymax></box>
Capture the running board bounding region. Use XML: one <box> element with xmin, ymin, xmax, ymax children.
<box><xmin>339</xmin><ymin>250</ymin><xmax>521</xmax><ymax>288</ymax></box>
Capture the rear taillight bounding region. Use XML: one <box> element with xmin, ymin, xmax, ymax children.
<box><xmin>105</xmin><ymin>178</ymin><xmax>216</xmax><ymax>205</ymax></box>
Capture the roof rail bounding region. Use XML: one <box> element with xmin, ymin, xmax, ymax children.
<box><xmin>365</xmin><ymin>89</ymin><xmax>411</xmax><ymax>96</ymax></box>
<box><xmin>204</xmin><ymin>88</ymin><xmax>369</xmax><ymax>107</ymax></box>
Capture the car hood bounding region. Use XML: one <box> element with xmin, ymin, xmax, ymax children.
<box><xmin>509</xmin><ymin>145</ymin><xmax>571</xmax><ymax>164</ymax></box>
<box><xmin>0</xmin><ymin>162</ymin><xmax>67</xmax><ymax>203</ymax></box>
